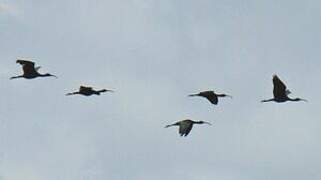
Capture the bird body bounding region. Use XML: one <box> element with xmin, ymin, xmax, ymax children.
<box><xmin>66</xmin><ymin>86</ymin><xmax>113</xmax><ymax>96</ymax></box>
<box><xmin>189</xmin><ymin>90</ymin><xmax>232</xmax><ymax>105</ymax></box>
<box><xmin>165</xmin><ymin>119</ymin><xmax>211</xmax><ymax>136</ymax></box>
<box><xmin>261</xmin><ymin>75</ymin><xmax>307</xmax><ymax>103</ymax></box>
<box><xmin>10</xmin><ymin>60</ymin><xmax>57</xmax><ymax>79</ymax></box>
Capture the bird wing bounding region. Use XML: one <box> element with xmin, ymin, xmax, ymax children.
<box><xmin>80</xmin><ymin>86</ymin><xmax>93</xmax><ymax>91</ymax></box>
<box><xmin>272</xmin><ymin>75</ymin><xmax>287</xmax><ymax>98</ymax></box>
<box><xmin>179</xmin><ymin>121</ymin><xmax>193</xmax><ymax>136</ymax></box>
<box><xmin>35</xmin><ymin>66</ymin><xmax>41</xmax><ymax>72</ymax></box>
<box><xmin>201</xmin><ymin>91</ymin><xmax>218</xmax><ymax>104</ymax></box>
<box><xmin>286</xmin><ymin>89</ymin><xmax>291</xmax><ymax>95</ymax></box>
<box><xmin>16</xmin><ymin>60</ymin><xmax>35</xmax><ymax>66</ymax></box>
<box><xmin>16</xmin><ymin>60</ymin><xmax>37</xmax><ymax>75</ymax></box>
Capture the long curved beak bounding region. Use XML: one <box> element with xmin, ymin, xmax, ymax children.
<box><xmin>51</xmin><ymin>75</ymin><xmax>58</xmax><ymax>78</ymax></box>
<box><xmin>204</xmin><ymin>121</ymin><xmax>212</xmax><ymax>126</ymax></box>
<box><xmin>225</xmin><ymin>94</ymin><xmax>233</xmax><ymax>98</ymax></box>
<box><xmin>164</xmin><ymin>124</ymin><xmax>173</xmax><ymax>128</ymax></box>
<box><xmin>188</xmin><ymin>93</ymin><xmax>200</xmax><ymax>97</ymax></box>
<box><xmin>301</xmin><ymin>98</ymin><xmax>308</xmax><ymax>102</ymax></box>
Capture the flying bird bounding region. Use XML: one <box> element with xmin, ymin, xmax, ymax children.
<box><xmin>189</xmin><ymin>90</ymin><xmax>232</xmax><ymax>105</ymax></box>
<box><xmin>165</xmin><ymin>119</ymin><xmax>212</xmax><ymax>136</ymax></box>
<box><xmin>10</xmin><ymin>59</ymin><xmax>57</xmax><ymax>79</ymax></box>
<box><xmin>66</xmin><ymin>86</ymin><xmax>113</xmax><ymax>96</ymax></box>
<box><xmin>261</xmin><ymin>74</ymin><xmax>307</xmax><ymax>103</ymax></box>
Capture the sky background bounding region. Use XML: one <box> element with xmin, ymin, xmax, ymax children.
<box><xmin>1</xmin><ymin>0</ymin><xmax>321</xmax><ymax>179</ymax></box>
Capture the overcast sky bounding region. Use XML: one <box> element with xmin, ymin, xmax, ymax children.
<box><xmin>1</xmin><ymin>0</ymin><xmax>321</xmax><ymax>180</ymax></box>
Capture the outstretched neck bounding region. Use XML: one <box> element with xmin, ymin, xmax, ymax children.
<box><xmin>66</xmin><ymin>92</ymin><xmax>80</xmax><ymax>96</ymax></box>
<box><xmin>10</xmin><ymin>75</ymin><xmax>24</xmax><ymax>80</ymax></box>
<box><xmin>288</xmin><ymin>97</ymin><xmax>306</xmax><ymax>102</ymax></box>
<box><xmin>216</xmin><ymin>94</ymin><xmax>227</xmax><ymax>97</ymax></box>
<box><xmin>165</xmin><ymin>122</ymin><xmax>179</xmax><ymax>128</ymax></box>
<box><xmin>188</xmin><ymin>93</ymin><xmax>199</xmax><ymax>97</ymax></box>
<box><xmin>98</xmin><ymin>89</ymin><xmax>107</xmax><ymax>93</ymax></box>
<box><xmin>39</xmin><ymin>73</ymin><xmax>57</xmax><ymax>78</ymax></box>
<box><xmin>261</xmin><ymin>98</ymin><xmax>274</xmax><ymax>103</ymax></box>
<box><xmin>193</xmin><ymin>121</ymin><xmax>203</xmax><ymax>124</ymax></box>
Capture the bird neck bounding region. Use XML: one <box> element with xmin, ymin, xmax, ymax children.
<box><xmin>10</xmin><ymin>75</ymin><xmax>24</xmax><ymax>79</ymax></box>
<box><xmin>66</xmin><ymin>92</ymin><xmax>80</xmax><ymax>96</ymax></box>
<box><xmin>193</xmin><ymin>121</ymin><xmax>203</xmax><ymax>124</ymax></box>
<box><xmin>39</xmin><ymin>73</ymin><xmax>51</xmax><ymax>77</ymax></box>
<box><xmin>261</xmin><ymin>98</ymin><xmax>274</xmax><ymax>102</ymax></box>
<box><xmin>97</xmin><ymin>89</ymin><xmax>107</xmax><ymax>93</ymax></box>
<box><xmin>288</xmin><ymin>97</ymin><xmax>302</xmax><ymax>102</ymax></box>
<box><xmin>39</xmin><ymin>73</ymin><xmax>57</xmax><ymax>78</ymax></box>
<box><xmin>216</xmin><ymin>94</ymin><xmax>226</xmax><ymax>97</ymax></box>
<box><xmin>188</xmin><ymin>94</ymin><xmax>199</xmax><ymax>97</ymax></box>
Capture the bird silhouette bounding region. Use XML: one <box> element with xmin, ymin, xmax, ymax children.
<box><xmin>10</xmin><ymin>59</ymin><xmax>57</xmax><ymax>79</ymax></box>
<box><xmin>66</xmin><ymin>86</ymin><xmax>113</xmax><ymax>96</ymax></box>
<box><xmin>165</xmin><ymin>119</ymin><xmax>212</xmax><ymax>136</ymax></box>
<box><xmin>261</xmin><ymin>74</ymin><xmax>307</xmax><ymax>103</ymax></box>
<box><xmin>189</xmin><ymin>90</ymin><xmax>232</xmax><ymax>105</ymax></box>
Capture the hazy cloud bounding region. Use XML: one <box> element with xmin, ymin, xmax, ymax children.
<box><xmin>0</xmin><ymin>3</ymin><xmax>17</xmax><ymax>15</ymax></box>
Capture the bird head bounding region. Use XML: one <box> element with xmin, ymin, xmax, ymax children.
<box><xmin>222</xmin><ymin>94</ymin><xmax>232</xmax><ymax>98</ymax></box>
<box><xmin>294</xmin><ymin>98</ymin><xmax>308</xmax><ymax>102</ymax></box>
<box><xmin>44</xmin><ymin>73</ymin><xmax>58</xmax><ymax>78</ymax></box>
<box><xmin>188</xmin><ymin>93</ymin><xmax>200</xmax><ymax>97</ymax></box>
<box><xmin>199</xmin><ymin>121</ymin><xmax>212</xmax><ymax>125</ymax></box>
<box><xmin>101</xmin><ymin>89</ymin><xmax>114</xmax><ymax>92</ymax></box>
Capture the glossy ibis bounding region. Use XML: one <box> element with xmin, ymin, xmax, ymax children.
<box><xmin>261</xmin><ymin>75</ymin><xmax>307</xmax><ymax>103</ymax></box>
<box><xmin>10</xmin><ymin>59</ymin><xmax>57</xmax><ymax>79</ymax></box>
<box><xmin>66</xmin><ymin>86</ymin><xmax>113</xmax><ymax>96</ymax></box>
<box><xmin>165</xmin><ymin>119</ymin><xmax>211</xmax><ymax>136</ymax></box>
<box><xmin>189</xmin><ymin>90</ymin><xmax>232</xmax><ymax>105</ymax></box>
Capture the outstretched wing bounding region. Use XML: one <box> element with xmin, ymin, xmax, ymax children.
<box><xmin>16</xmin><ymin>60</ymin><xmax>35</xmax><ymax>66</ymax></box>
<box><xmin>179</xmin><ymin>122</ymin><xmax>193</xmax><ymax>136</ymax></box>
<box><xmin>35</xmin><ymin>66</ymin><xmax>41</xmax><ymax>71</ymax></box>
<box><xmin>16</xmin><ymin>60</ymin><xmax>37</xmax><ymax>75</ymax></box>
<box><xmin>80</xmin><ymin>86</ymin><xmax>93</xmax><ymax>91</ymax></box>
<box><xmin>201</xmin><ymin>91</ymin><xmax>218</xmax><ymax>105</ymax></box>
<box><xmin>273</xmin><ymin>75</ymin><xmax>287</xmax><ymax>98</ymax></box>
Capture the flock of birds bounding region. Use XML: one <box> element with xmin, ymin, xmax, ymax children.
<box><xmin>10</xmin><ymin>59</ymin><xmax>307</xmax><ymax>137</ymax></box>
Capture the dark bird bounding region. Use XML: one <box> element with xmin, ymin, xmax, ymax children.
<box><xmin>189</xmin><ymin>90</ymin><xmax>232</xmax><ymax>105</ymax></box>
<box><xmin>261</xmin><ymin>74</ymin><xmax>307</xmax><ymax>103</ymax></box>
<box><xmin>165</xmin><ymin>119</ymin><xmax>212</xmax><ymax>136</ymax></box>
<box><xmin>10</xmin><ymin>59</ymin><xmax>57</xmax><ymax>79</ymax></box>
<box><xmin>66</xmin><ymin>86</ymin><xmax>113</xmax><ymax>96</ymax></box>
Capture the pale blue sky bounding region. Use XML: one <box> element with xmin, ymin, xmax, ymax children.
<box><xmin>1</xmin><ymin>0</ymin><xmax>321</xmax><ymax>180</ymax></box>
